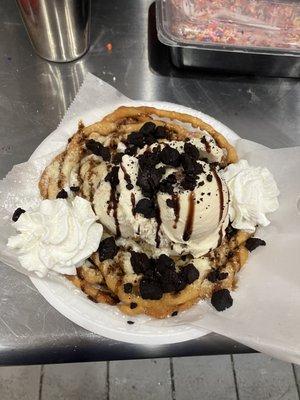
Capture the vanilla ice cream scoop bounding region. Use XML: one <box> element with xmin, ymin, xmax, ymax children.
<box><xmin>93</xmin><ymin>135</ymin><xmax>229</xmax><ymax>257</ymax></box>
<box><xmin>158</xmin><ymin>163</ymin><xmax>229</xmax><ymax>257</ymax></box>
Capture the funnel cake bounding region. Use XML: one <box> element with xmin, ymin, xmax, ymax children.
<box><xmin>39</xmin><ymin>106</ymin><xmax>253</xmax><ymax>318</ymax></box>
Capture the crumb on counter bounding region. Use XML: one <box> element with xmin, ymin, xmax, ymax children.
<box><xmin>105</xmin><ymin>42</ymin><xmax>113</xmax><ymax>52</ymax></box>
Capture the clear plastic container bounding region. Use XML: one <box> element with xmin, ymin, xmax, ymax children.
<box><xmin>156</xmin><ymin>0</ymin><xmax>300</xmax><ymax>77</ymax></box>
<box><xmin>157</xmin><ymin>0</ymin><xmax>300</xmax><ymax>53</ymax></box>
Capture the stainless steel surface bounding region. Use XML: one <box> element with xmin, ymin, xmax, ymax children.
<box><xmin>0</xmin><ymin>0</ymin><xmax>299</xmax><ymax>365</ymax></box>
<box><xmin>156</xmin><ymin>1</ymin><xmax>300</xmax><ymax>78</ymax></box>
<box><xmin>16</xmin><ymin>0</ymin><xmax>91</xmax><ymax>62</ymax></box>
<box><xmin>169</xmin><ymin>47</ymin><xmax>300</xmax><ymax>78</ymax></box>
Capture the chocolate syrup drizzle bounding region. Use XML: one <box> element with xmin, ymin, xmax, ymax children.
<box><xmin>107</xmin><ymin>166</ymin><xmax>121</xmax><ymax>238</ymax></box>
<box><xmin>211</xmin><ymin>168</ymin><xmax>224</xmax><ymax>223</ymax></box>
<box><xmin>172</xmin><ymin>193</ymin><xmax>180</xmax><ymax>229</ymax></box>
<box><xmin>131</xmin><ymin>193</ymin><xmax>136</xmax><ymax>215</ymax></box>
<box><xmin>108</xmin><ymin>188</ymin><xmax>120</xmax><ymax>238</ymax></box>
<box><xmin>217</xmin><ymin>227</ymin><xmax>223</xmax><ymax>247</ymax></box>
<box><xmin>211</xmin><ymin>168</ymin><xmax>225</xmax><ymax>247</ymax></box>
<box><xmin>201</xmin><ymin>136</ymin><xmax>211</xmax><ymax>154</ymax></box>
<box><xmin>183</xmin><ymin>191</ymin><xmax>195</xmax><ymax>242</ymax></box>
<box><xmin>155</xmin><ymin>205</ymin><xmax>162</xmax><ymax>248</ymax></box>
<box><xmin>121</xmin><ymin>164</ymin><xmax>132</xmax><ymax>189</ymax></box>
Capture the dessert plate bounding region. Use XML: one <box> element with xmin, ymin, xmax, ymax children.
<box><xmin>29</xmin><ymin>101</ymin><xmax>239</xmax><ymax>344</ymax></box>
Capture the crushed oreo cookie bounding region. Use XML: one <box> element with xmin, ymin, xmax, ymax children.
<box><xmin>56</xmin><ymin>189</ymin><xmax>68</xmax><ymax>199</ymax></box>
<box><xmin>130</xmin><ymin>302</ymin><xmax>138</xmax><ymax>309</ymax></box>
<box><xmin>139</xmin><ymin>279</ymin><xmax>163</xmax><ymax>300</ymax></box>
<box><xmin>134</xmin><ymin>136</ymin><xmax>209</xmax><ymax>198</ymax></box>
<box><xmin>134</xmin><ymin>198</ymin><xmax>156</xmax><ymax>219</ymax></box>
<box><xmin>181</xmin><ymin>174</ymin><xmax>197</xmax><ymax>191</ymax></box>
<box><xmin>70</xmin><ymin>186</ymin><xmax>80</xmax><ymax>192</ymax></box>
<box><xmin>86</xmin><ymin>139</ymin><xmax>110</xmax><ymax>161</ymax></box>
<box><xmin>155</xmin><ymin>125</ymin><xmax>169</xmax><ymax>139</ymax></box>
<box><xmin>131</xmin><ymin>252</ymin><xmax>200</xmax><ymax>300</ymax></box>
<box><xmin>180</xmin><ymin>154</ymin><xmax>203</xmax><ymax>175</ymax></box>
<box><xmin>206</xmin><ymin>269</ymin><xmax>228</xmax><ymax>283</ymax></box>
<box><xmin>171</xmin><ymin>311</ymin><xmax>178</xmax><ymax>317</ymax></box>
<box><xmin>136</xmin><ymin>167</ymin><xmax>164</xmax><ymax>198</ymax></box>
<box><xmin>178</xmin><ymin>264</ymin><xmax>199</xmax><ymax>285</ymax></box>
<box><xmin>159</xmin><ymin>146</ymin><xmax>181</xmax><ymax>167</ymax></box>
<box><xmin>138</xmin><ymin>151</ymin><xmax>160</xmax><ymax>170</ymax></box>
<box><xmin>159</xmin><ymin>173</ymin><xmax>177</xmax><ymax>195</ymax></box>
<box><xmin>125</xmin><ymin>144</ymin><xmax>138</xmax><ymax>156</ymax></box>
<box><xmin>126</xmin><ymin>123</ymin><xmax>158</xmax><ymax>150</ymax></box>
<box><xmin>98</xmin><ymin>237</ymin><xmax>119</xmax><ymax>261</ymax></box>
<box><xmin>166</xmin><ymin>198</ymin><xmax>174</xmax><ymax>208</ymax></box>
<box><xmin>245</xmin><ymin>237</ymin><xmax>266</xmax><ymax>252</ymax></box>
<box><xmin>139</xmin><ymin>122</ymin><xmax>156</xmax><ymax>136</ymax></box>
<box><xmin>206</xmin><ymin>174</ymin><xmax>213</xmax><ymax>182</ymax></box>
<box><xmin>156</xmin><ymin>254</ymin><xmax>175</xmax><ymax>271</ymax></box>
<box><xmin>123</xmin><ymin>283</ymin><xmax>133</xmax><ymax>294</ymax></box>
<box><xmin>159</xmin><ymin>269</ymin><xmax>181</xmax><ymax>293</ymax></box>
<box><xmin>127</xmin><ymin>320</ymin><xmax>135</xmax><ymax>325</ymax></box>
<box><xmin>130</xmin><ymin>251</ymin><xmax>151</xmax><ymax>275</ymax></box>
<box><xmin>127</xmin><ymin>131</ymin><xmax>144</xmax><ymax>148</ymax></box>
<box><xmin>211</xmin><ymin>289</ymin><xmax>233</xmax><ymax>311</ymax></box>
<box><xmin>225</xmin><ymin>224</ymin><xmax>237</xmax><ymax>239</ymax></box>
<box><xmin>184</xmin><ymin>142</ymin><xmax>199</xmax><ymax>159</ymax></box>
<box><xmin>12</xmin><ymin>207</ymin><xmax>25</xmax><ymax>222</ymax></box>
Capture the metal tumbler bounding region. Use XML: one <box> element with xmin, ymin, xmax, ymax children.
<box><xmin>16</xmin><ymin>0</ymin><xmax>91</xmax><ymax>62</ymax></box>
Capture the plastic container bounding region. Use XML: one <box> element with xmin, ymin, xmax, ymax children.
<box><xmin>156</xmin><ymin>0</ymin><xmax>300</xmax><ymax>77</ymax></box>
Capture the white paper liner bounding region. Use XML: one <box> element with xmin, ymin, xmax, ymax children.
<box><xmin>191</xmin><ymin>143</ymin><xmax>300</xmax><ymax>364</ymax></box>
<box><xmin>0</xmin><ymin>73</ymin><xmax>299</xmax><ymax>359</ymax></box>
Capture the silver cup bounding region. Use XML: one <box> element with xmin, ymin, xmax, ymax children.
<box><xmin>16</xmin><ymin>0</ymin><xmax>91</xmax><ymax>62</ymax></box>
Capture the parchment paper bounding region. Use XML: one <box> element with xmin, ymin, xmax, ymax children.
<box><xmin>0</xmin><ymin>73</ymin><xmax>299</xmax><ymax>362</ymax></box>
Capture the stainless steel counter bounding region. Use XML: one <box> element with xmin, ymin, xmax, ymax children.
<box><xmin>0</xmin><ymin>0</ymin><xmax>299</xmax><ymax>366</ymax></box>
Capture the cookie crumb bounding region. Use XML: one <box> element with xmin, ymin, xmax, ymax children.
<box><xmin>211</xmin><ymin>289</ymin><xmax>233</xmax><ymax>311</ymax></box>
<box><xmin>12</xmin><ymin>207</ymin><xmax>25</xmax><ymax>222</ymax></box>
<box><xmin>245</xmin><ymin>238</ymin><xmax>266</xmax><ymax>252</ymax></box>
<box><xmin>123</xmin><ymin>283</ymin><xmax>133</xmax><ymax>294</ymax></box>
<box><xmin>56</xmin><ymin>189</ymin><xmax>68</xmax><ymax>199</ymax></box>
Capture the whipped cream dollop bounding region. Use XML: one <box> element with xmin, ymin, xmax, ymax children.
<box><xmin>221</xmin><ymin>159</ymin><xmax>279</xmax><ymax>231</ymax></box>
<box><xmin>7</xmin><ymin>197</ymin><xmax>102</xmax><ymax>277</ymax></box>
